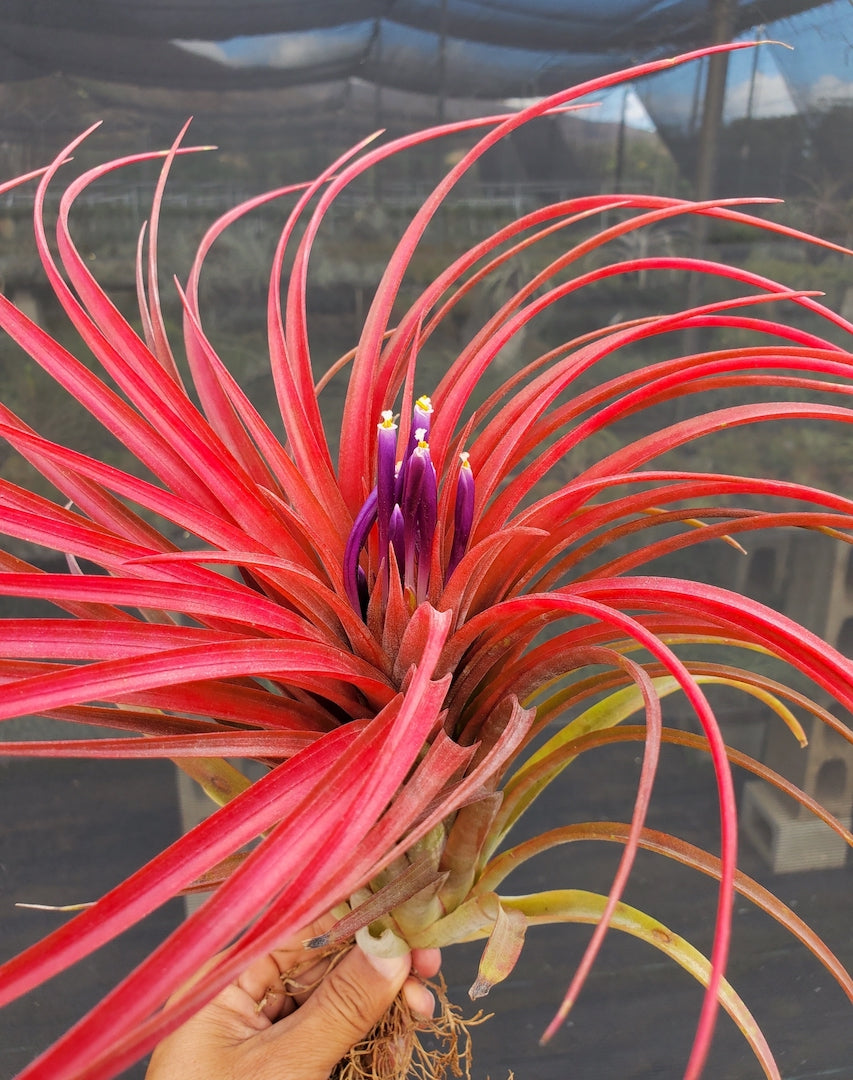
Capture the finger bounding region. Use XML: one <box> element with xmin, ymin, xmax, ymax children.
<box><xmin>233</xmin><ymin>915</ymin><xmax>341</xmax><ymax>1021</ymax></box>
<box><xmin>236</xmin><ymin>948</ymin><xmax>334</xmax><ymax>1022</ymax></box>
<box><xmin>233</xmin><ymin>953</ymin><xmax>293</xmax><ymax>1023</ymax></box>
<box><xmin>412</xmin><ymin>947</ymin><xmax>441</xmax><ymax>979</ymax></box>
<box><xmin>249</xmin><ymin>940</ymin><xmax>441</xmax><ymax>1021</ymax></box>
<box><xmin>401</xmin><ymin>975</ymin><xmax>435</xmax><ymax>1019</ymax></box>
<box><xmin>255</xmin><ymin>946</ymin><xmax>411</xmax><ymax>1078</ymax></box>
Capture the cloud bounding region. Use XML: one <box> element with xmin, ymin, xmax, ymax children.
<box><xmin>724</xmin><ymin>70</ymin><xmax>797</xmax><ymax>120</ymax></box>
<box><xmin>173</xmin><ymin>29</ymin><xmax>368</xmax><ymax>71</ymax></box>
<box><xmin>172</xmin><ymin>39</ymin><xmax>230</xmax><ymax>64</ymax></box>
<box><xmin>804</xmin><ymin>73</ymin><xmax>853</xmax><ymax>108</ymax></box>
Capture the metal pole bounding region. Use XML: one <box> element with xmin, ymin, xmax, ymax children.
<box><xmin>694</xmin><ymin>0</ymin><xmax>737</xmax><ymax>207</ymax></box>
<box><xmin>683</xmin><ymin>0</ymin><xmax>738</xmax><ymax>373</ymax></box>
<box><xmin>372</xmin><ymin>18</ymin><xmax>383</xmax><ymax>200</ymax></box>
<box><xmin>437</xmin><ymin>0</ymin><xmax>449</xmax><ymax>123</ymax></box>
<box><xmin>613</xmin><ymin>86</ymin><xmax>628</xmax><ymax>193</ymax></box>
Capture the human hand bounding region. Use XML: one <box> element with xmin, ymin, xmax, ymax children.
<box><xmin>144</xmin><ymin>924</ymin><xmax>440</xmax><ymax>1080</ymax></box>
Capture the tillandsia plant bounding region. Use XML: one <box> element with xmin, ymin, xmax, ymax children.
<box><xmin>0</xmin><ymin>40</ymin><xmax>852</xmax><ymax>1080</ymax></box>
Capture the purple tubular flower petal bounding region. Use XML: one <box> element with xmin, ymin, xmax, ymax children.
<box><xmin>401</xmin><ymin>439</ymin><xmax>427</xmax><ymax>591</ymax></box>
<box><xmin>403</xmin><ymin>395</ymin><xmax>434</xmax><ymax>470</ymax></box>
<box><xmin>355</xmin><ymin>565</ymin><xmax>369</xmax><ymax>617</ymax></box>
<box><xmin>343</xmin><ymin>487</ymin><xmax>378</xmax><ymax>613</ymax></box>
<box><xmin>376</xmin><ymin>411</ymin><xmax>398</xmax><ymax>571</ymax></box>
<box><xmin>394</xmin><ymin>453</ymin><xmax>408</xmax><ymax>506</ymax></box>
<box><xmin>416</xmin><ymin>446</ymin><xmax>438</xmax><ymax>602</ymax></box>
<box><xmin>386</xmin><ymin>505</ymin><xmax>403</xmax><ymax>574</ymax></box>
<box><xmin>413</xmin><ymin>395</ymin><xmax>433</xmax><ymax>441</ymax></box>
<box><xmin>447</xmin><ymin>452</ymin><xmax>474</xmax><ymax>580</ymax></box>
<box><xmin>389</xmin><ymin>504</ymin><xmax>405</xmax><ymax>573</ymax></box>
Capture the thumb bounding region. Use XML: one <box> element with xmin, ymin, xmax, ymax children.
<box><xmin>260</xmin><ymin>946</ymin><xmax>411</xmax><ymax>1078</ymax></box>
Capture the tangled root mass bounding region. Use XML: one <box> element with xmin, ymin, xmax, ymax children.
<box><xmin>333</xmin><ymin>972</ymin><xmax>491</xmax><ymax>1080</ymax></box>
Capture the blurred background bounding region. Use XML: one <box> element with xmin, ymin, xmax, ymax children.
<box><xmin>1</xmin><ymin>3</ymin><xmax>851</xmax><ymax>1078</ymax></box>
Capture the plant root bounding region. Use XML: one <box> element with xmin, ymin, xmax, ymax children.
<box><xmin>275</xmin><ymin>943</ymin><xmax>493</xmax><ymax>1079</ymax></box>
<box><xmin>332</xmin><ymin>972</ymin><xmax>492</xmax><ymax>1080</ymax></box>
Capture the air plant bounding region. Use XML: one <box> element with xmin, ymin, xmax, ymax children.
<box><xmin>0</xmin><ymin>41</ymin><xmax>851</xmax><ymax>1080</ymax></box>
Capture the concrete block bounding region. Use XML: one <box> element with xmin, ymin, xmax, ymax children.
<box><xmin>761</xmin><ymin>716</ymin><xmax>853</xmax><ymax>819</ymax></box>
<box><xmin>740</xmin><ymin>779</ymin><xmax>851</xmax><ymax>873</ymax></box>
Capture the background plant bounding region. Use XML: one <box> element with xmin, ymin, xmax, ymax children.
<box><xmin>0</xmin><ymin>43</ymin><xmax>851</xmax><ymax>1080</ymax></box>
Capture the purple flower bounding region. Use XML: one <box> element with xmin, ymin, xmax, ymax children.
<box><xmin>346</xmin><ymin>403</ymin><xmax>459</xmax><ymax>613</ymax></box>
